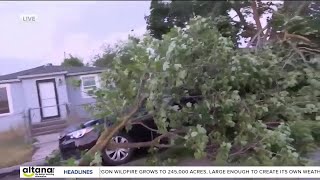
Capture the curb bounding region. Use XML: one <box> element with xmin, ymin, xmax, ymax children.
<box><xmin>0</xmin><ymin>159</ymin><xmax>46</xmax><ymax>179</ymax></box>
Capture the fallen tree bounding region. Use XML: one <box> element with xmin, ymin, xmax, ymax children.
<box><xmin>79</xmin><ymin>14</ymin><xmax>320</xmax><ymax>166</ymax></box>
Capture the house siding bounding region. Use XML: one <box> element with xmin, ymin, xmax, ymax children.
<box><xmin>66</xmin><ymin>74</ymin><xmax>99</xmax><ymax>121</ymax></box>
<box><xmin>21</xmin><ymin>75</ymin><xmax>69</xmax><ymax>123</ymax></box>
<box><xmin>0</xmin><ymin>82</ymin><xmax>27</xmax><ymax>131</ymax></box>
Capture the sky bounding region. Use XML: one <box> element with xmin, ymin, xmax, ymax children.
<box><xmin>0</xmin><ymin>1</ymin><xmax>150</xmax><ymax>75</ymax></box>
<box><xmin>0</xmin><ymin>1</ymin><xmax>275</xmax><ymax>75</ymax></box>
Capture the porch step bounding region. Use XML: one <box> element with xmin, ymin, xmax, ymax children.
<box><xmin>32</xmin><ymin>129</ymin><xmax>64</xmax><ymax>137</ymax></box>
<box><xmin>31</xmin><ymin>119</ymin><xmax>67</xmax><ymax>137</ymax></box>
<box><xmin>32</xmin><ymin>119</ymin><xmax>66</xmax><ymax>129</ymax></box>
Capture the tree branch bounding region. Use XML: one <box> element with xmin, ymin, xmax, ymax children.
<box><xmin>106</xmin><ymin>130</ymin><xmax>184</xmax><ymax>150</ymax></box>
<box><xmin>240</xmin><ymin>100</ymin><xmax>252</xmax><ymax>117</ymax></box>
<box><xmin>251</xmin><ymin>1</ymin><xmax>263</xmax><ymax>33</ymax></box>
<box><xmin>78</xmin><ymin>62</ymin><xmax>153</xmax><ymax>166</ymax></box>
<box><xmin>263</xmin><ymin>26</ymin><xmax>272</xmax><ymax>41</ymax></box>
<box><xmin>229</xmin><ymin>137</ymin><xmax>265</xmax><ymax>157</ymax></box>
<box><xmin>131</xmin><ymin>114</ymin><xmax>154</xmax><ymax>122</ymax></box>
<box><xmin>78</xmin><ymin>95</ymin><xmax>148</xmax><ymax>166</ymax></box>
<box><xmin>295</xmin><ymin>2</ymin><xmax>309</xmax><ymax>16</ymax></box>
<box><xmin>299</xmin><ymin>47</ymin><xmax>320</xmax><ymax>54</ymax></box>
<box><xmin>262</xmin><ymin>11</ymin><xmax>275</xmax><ymax>43</ymax></box>
<box><xmin>286</xmin><ymin>33</ymin><xmax>312</xmax><ymax>44</ymax></box>
<box><xmin>233</xmin><ymin>7</ymin><xmax>247</xmax><ymax>27</ymax></box>
<box><xmin>282</xmin><ymin>52</ymin><xmax>295</xmax><ymax>70</ymax></box>
<box><xmin>246</xmin><ymin>25</ymin><xmax>269</xmax><ymax>48</ymax></box>
<box><xmin>288</xmin><ymin>41</ymin><xmax>307</xmax><ymax>63</ymax></box>
<box><xmin>130</xmin><ymin>121</ymin><xmax>159</xmax><ymax>133</ymax></box>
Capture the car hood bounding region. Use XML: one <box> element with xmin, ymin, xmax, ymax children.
<box><xmin>59</xmin><ymin>125</ymin><xmax>81</xmax><ymax>138</ymax></box>
<box><xmin>59</xmin><ymin>119</ymin><xmax>113</xmax><ymax>139</ymax></box>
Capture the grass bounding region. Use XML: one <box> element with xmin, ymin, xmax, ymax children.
<box><xmin>0</xmin><ymin>127</ymin><xmax>34</xmax><ymax>168</ymax></box>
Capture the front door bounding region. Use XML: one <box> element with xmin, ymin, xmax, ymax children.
<box><xmin>36</xmin><ymin>79</ymin><xmax>60</xmax><ymax>120</ymax></box>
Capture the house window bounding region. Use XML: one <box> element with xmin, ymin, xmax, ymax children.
<box><xmin>0</xmin><ymin>85</ymin><xmax>12</xmax><ymax>115</ymax></box>
<box><xmin>81</xmin><ymin>75</ymin><xmax>99</xmax><ymax>98</ymax></box>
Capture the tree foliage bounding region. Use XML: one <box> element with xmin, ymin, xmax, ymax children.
<box><xmin>145</xmin><ymin>0</ymin><xmax>281</xmax><ymax>46</ymax></box>
<box><xmin>92</xmin><ymin>45</ymin><xmax>117</xmax><ymax>68</ymax></box>
<box><xmin>145</xmin><ymin>1</ymin><xmax>236</xmax><ymax>43</ymax></box>
<box><xmin>78</xmin><ymin>11</ymin><xmax>320</xmax><ymax>166</ymax></box>
<box><xmin>146</xmin><ymin>1</ymin><xmax>320</xmax><ymax>49</ymax></box>
<box><xmin>71</xmin><ymin>1</ymin><xmax>320</xmax><ymax>166</ymax></box>
<box><xmin>61</xmin><ymin>54</ymin><xmax>84</xmax><ymax>67</ymax></box>
<box><xmin>92</xmin><ymin>36</ymin><xmax>141</xmax><ymax>68</ymax></box>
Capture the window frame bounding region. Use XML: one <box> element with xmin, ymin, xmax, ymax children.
<box><xmin>0</xmin><ymin>84</ymin><xmax>13</xmax><ymax>116</ymax></box>
<box><xmin>80</xmin><ymin>74</ymin><xmax>100</xmax><ymax>98</ymax></box>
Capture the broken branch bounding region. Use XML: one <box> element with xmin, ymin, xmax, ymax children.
<box><xmin>246</xmin><ymin>25</ymin><xmax>269</xmax><ymax>48</ymax></box>
<box><xmin>78</xmin><ymin>96</ymin><xmax>148</xmax><ymax>166</ymax></box>
<box><xmin>130</xmin><ymin>121</ymin><xmax>159</xmax><ymax>133</ymax></box>
<box><xmin>106</xmin><ymin>132</ymin><xmax>173</xmax><ymax>150</ymax></box>
<box><xmin>229</xmin><ymin>137</ymin><xmax>265</xmax><ymax>157</ymax></box>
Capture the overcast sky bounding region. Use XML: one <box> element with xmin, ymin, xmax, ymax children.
<box><xmin>0</xmin><ymin>1</ymin><xmax>273</xmax><ymax>75</ymax></box>
<box><xmin>0</xmin><ymin>1</ymin><xmax>150</xmax><ymax>74</ymax></box>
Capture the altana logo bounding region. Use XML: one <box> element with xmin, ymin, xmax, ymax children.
<box><xmin>22</xmin><ymin>167</ymin><xmax>55</xmax><ymax>178</ymax></box>
<box><xmin>23</xmin><ymin>172</ymin><xmax>34</xmax><ymax>178</ymax></box>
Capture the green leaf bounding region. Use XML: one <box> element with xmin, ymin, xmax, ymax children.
<box><xmin>174</xmin><ymin>64</ymin><xmax>182</xmax><ymax>70</ymax></box>
<box><xmin>178</xmin><ymin>70</ymin><xmax>187</xmax><ymax>79</ymax></box>
<box><xmin>163</xmin><ymin>61</ymin><xmax>170</xmax><ymax>71</ymax></box>
<box><xmin>191</xmin><ymin>131</ymin><xmax>198</xmax><ymax>137</ymax></box>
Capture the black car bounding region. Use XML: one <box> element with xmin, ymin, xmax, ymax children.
<box><xmin>59</xmin><ymin>113</ymin><xmax>160</xmax><ymax>165</ymax></box>
<box><xmin>59</xmin><ymin>95</ymin><xmax>201</xmax><ymax>165</ymax></box>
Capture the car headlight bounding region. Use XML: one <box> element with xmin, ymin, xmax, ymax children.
<box><xmin>67</xmin><ymin>127</ymin><xmax>94</xmax><ymax>139</ymax></box>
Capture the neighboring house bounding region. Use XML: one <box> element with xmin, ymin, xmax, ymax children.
<box><xmin>0</xmin><ymin>64</ymin><xmax>104</xmax><ymax>132</ymax></box>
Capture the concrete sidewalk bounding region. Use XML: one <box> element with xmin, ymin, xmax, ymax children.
<box><xmin>33</xmin><ymin>133</ymin><xmax>59</xmax><ymax>146</ymax></box>
<box><xmin>32</xmin><ymin>133</ymin><xmax>59</xmax><ymax>161</ymax></box>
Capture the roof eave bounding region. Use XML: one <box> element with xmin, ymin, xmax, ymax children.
<box><xmin>0</xmin><ymin>69</ymin><xmax>105</xmax><ymax>83</ymax></box>
<box><xmin>17</xmin><ymin>71</ymin><xmax>68</xmax><ymax>79</ymax></box>
<box><xmin>66</xmin><ymin>70</ymin><xmax>105</xmax><ymax>76</ymax></box>
<box><xmin>0</xmin><ymin>79</ymin><xmax>20</xmax><ymax>84</ymax></box>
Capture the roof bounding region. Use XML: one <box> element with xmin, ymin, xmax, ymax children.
<box><xmin>0</xmin><ymin>64</ymin><xmax>104</xmax><ymax>81</ymax></box>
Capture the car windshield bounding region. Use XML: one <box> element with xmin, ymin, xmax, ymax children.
<box><xmin>83</xmin><ymin>119</ymin><xmax>104</xmax><ymax>127</ymax></box>
<box><xmin>61</xmin><ymin>126</ymin><xmax>79</xmax><ymax>134</ymax></box>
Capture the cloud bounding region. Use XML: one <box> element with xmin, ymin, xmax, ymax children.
<box><xmin>0</xmin><ymin>1</ymin><xmax>91</xmax><ymax>61</ymax></box>
<box><xmin>0</xmin><ymin>12</ymin><xmax>54</xmax><ymax>60</ymax></box>
<box><xmin>48</xmin><ymin>24</ymin><xmax>147</xmax><ymax>65</ymax></box>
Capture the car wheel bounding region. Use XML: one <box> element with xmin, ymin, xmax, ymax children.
<box><xmin>102</xmin><ymin>133</ymin><xmax>134</xmax><ymax>165</ymax></box>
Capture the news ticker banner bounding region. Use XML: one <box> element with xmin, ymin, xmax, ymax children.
<box><xmin>20</xmin><ymin>166</ymin><xmax>320</xmax><ymax>178</ymax></box>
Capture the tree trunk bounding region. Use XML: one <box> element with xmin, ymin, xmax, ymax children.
<box><xmin>78</xmin><ymin>96</ymin><xmax>148</xmax><ymax>166</ymax></box>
